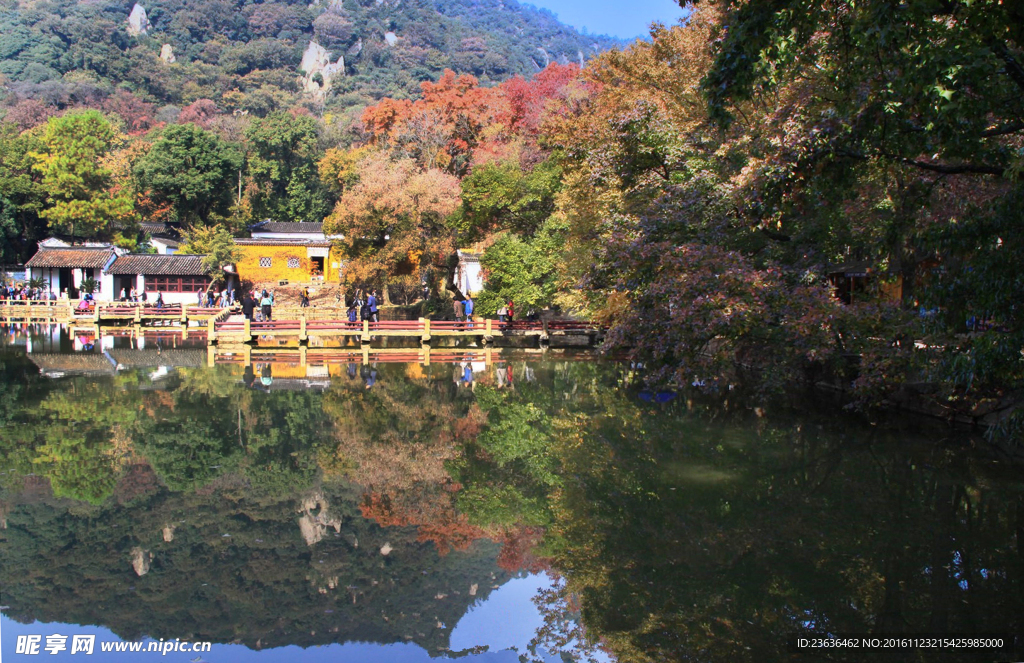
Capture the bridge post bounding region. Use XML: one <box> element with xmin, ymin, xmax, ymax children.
<box><xmin>244</xmin><ymin>316</ymin><xmax>251</xmax><ymax>342</ymax></box>
<box><xmin>483</xmin><ymin>318</ymin><xmax>493</xmax><ymax>344</ymax></box>
<box><xmin>300</xmin><ymin>314</ymin><xmax>307</xmax><ymax>343</ymax></box>
<box><xmin>180</xmin><ymin>305</ymin><xmax>188</xmax><ymax>324</ymax></box>
<box><xmin>420</xmin><ymin>318</ymin><xmax>431</xmax><ymax>344</ymax></box>
<box><xmin>134</xmin><ymin>305</ymin><xmax>141</xmax><ymax>323</ymax></box>
<box><xmin>361</xmin><ymin>319</ymin><xmax>370</xmax><ymax>344</ymax></box>
<box><xmin>207</xmin><ymin>345</ymin><xmax>216</xmax><ymax>367</ymax></box>
<box><xmin>422</xmin><ymin>345</ymin><xmax>430</xmax><ymax>367</ymax></box>
<box><xmin>93</xmin><ymin>301</ymin><xmax>101</xmax><ymax>323</ymax></box>
<box><xmin>299</xmin><ymin>344</ymin><xmax>307</xmax><ymax>367</ymax></box>
<box><xmin>208</xmin><ymin>317</ymin><xmax>217</xmax><ymax>344</ymax></box>
<box><xmin>540</xmin><ymin>319</ymin><xmax>550</xmax><ymax>344</ymax></box>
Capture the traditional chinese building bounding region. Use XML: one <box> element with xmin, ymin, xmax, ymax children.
<box><xmin>104</xmin><ymin>254</ymin><xmax>212</xmax><ymax>304</ymax></box>
<box><xmin>234</xmin><ymin>221</ymin><xmax>343</xmax><ymax>285</ymax></box>
<box><xmin>25</xmin><ymin>243</ymin><xmax>120</xmax><ymax>298</ymax></box>
<box><xmin>141</xmin><ymin>222</ymin><xmax>182</xmax><ymax>255</ymax></box>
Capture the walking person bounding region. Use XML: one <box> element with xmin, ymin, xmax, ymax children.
<box><xmin>241</xmin><ymin>292</ymin><xmax>256</xmax><ymax>320</ymax></box>
<box><xmin>463</xmin><ymin>296</ymin><xmax>474</xmax><ymax>329</ymax></box>
<box><xmin>497</xmin><ymin>302</ymin><xmax>508</xmax><ymax>323</ymax></box>
<box><xmin>260</xmin><ymin>289</ymin><xmax>273</xmax><ymax>322</ymax></box>
<box><xmin>453</xmin><ymin>297</ymin><xmax>464</xmax><ymax>322</ymax></box>
<box><xmin>300</xmin><ymin>286</ymin><xmax>310</xmax><ymax>308</ymax></box>
<box><xmin>368</xmin><ymin>290</ymin><xmax>379</xmax><ymax>322</ymax></box>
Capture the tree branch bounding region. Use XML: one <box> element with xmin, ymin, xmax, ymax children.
<box><xmin>896</xmin><ymin>157</ymin><xmax>1005</xmax><ymax>176</ymax></box>
<box><xmin>759</xmin><ymin>226</ymin><xmax>791</xmax><ymax>242</ymax></box>
<box><xmin>836</xmin><ymin>149</ymin><xmax>1005</xmax><ymax>177</ymax></box>
<box><xmin>981</xmin><ymin>122</ymin><xmax>1024</xmax><ymax>138</ymax></box>
<box><xmin>990</xmin><ymin>41</ymin><xmax>1024</xmax><ymax>94</ymax></box>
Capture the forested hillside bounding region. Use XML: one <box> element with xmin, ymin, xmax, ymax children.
<box><xmin>0</xmin><ymin>0</ymin><xmax>620</xmax><ymax>114</ymax></box>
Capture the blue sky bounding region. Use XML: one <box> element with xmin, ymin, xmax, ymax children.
<box><xmin>527</xmin><ymin>0</ymin><xmax>687</xmax><ymax>40</ymax></box>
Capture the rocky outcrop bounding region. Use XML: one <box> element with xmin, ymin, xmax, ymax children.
<box><xmin>298</xmin><ymin>41</ymin><xmax>345</xmax><ymax>97</ymax></box>
<box><xmin>159</xmin><ymin>44</ymin><xmax>176</xmax><ymax>64</ymax></box>
<box><xmin>130</xmin><ymin>547</ymin><xmax>152</xmax><ymax>576</ymax></box>
<box><xmin>127</xmin><ymin>4</ymin><xmax>149</xmax><ymax>37</ymax></box>
<box><xmin>297</xmin><ymin>491</ymin><xmax>343</xmax><ymax>545</ymax></box>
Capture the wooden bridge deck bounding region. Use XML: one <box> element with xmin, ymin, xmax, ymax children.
<box><xmin>1</xmin><ymin>300</ymin><xmax>231</xmax><ymax>325</ymax></box>
<box><xmin>209</xmin><ymin>344</ymin><xmax>610</xmax><ymax>367</ymax></box>
<box><xmin>210</xmin><ymin>317</ymin><xmax>603</xmax><ymax>344</ymax></box>
<box><xmin>2</xmin><ymin>301</ymin><xmax>605</xmax><ymax>346</ymax></box>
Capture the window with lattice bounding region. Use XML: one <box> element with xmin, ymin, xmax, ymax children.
<box><xmin>287</xmin><ymin>257</ymin><xmax>300</xmax><ymax>269</ymax></box>
<box><xmin>259</xmin><ymin>257</ymin><xmax>272</xmax><ymax>268</ymax></box>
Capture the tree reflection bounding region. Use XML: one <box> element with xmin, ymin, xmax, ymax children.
<box><xmin>544</xmin><ymin>395</ymin><xmax>1024</xmax><ymax>662</ymax></box>
<box><xmin>0</xmin><ymin>350</ymin><xmax>1021</xmax><ymax>662</ymax></box>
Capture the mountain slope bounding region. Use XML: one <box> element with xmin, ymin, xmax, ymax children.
<box><xmin>0</xmin><ymin>0</ymin><xmax>622</xmax><ymax>114</ymax></box>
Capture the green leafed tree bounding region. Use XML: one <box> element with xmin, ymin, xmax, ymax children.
<box><xmin>476</xmin><ymin>217</ymin><xmax>565</xmax><ymax>315</ymax></box>
<box><xmin>31</xmin><ymin>110</ymin><xmax>134</xmax><ymax>242</ymax></box>
<box><xmin>244</xmin><ymin>111</ymin><xmax>330</xmax><ymax>223</ymax></box>
<box><xmin>0</xmin><ymin>122</ymin><xmax>47</xmax><ymax>263</ymax></box>
<box><xmin>178</xmin><ymin>225</ymin><xmax>242</xmax><ymax>281</ymax></box>
<box><xmin>134</xmin><ymin>123</ymin><xmax>241</xmax><ymax>227</ymax></box>
<box><xmin>458</xmin><ymin>155</ymin><xmax>561</xmax><ymax>241</ymax></box>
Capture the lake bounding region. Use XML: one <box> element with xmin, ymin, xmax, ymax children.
<box><xmin>1</xmin><ymin>324</ymin><xmax>1021</xmax><ymax>662</ymax></box>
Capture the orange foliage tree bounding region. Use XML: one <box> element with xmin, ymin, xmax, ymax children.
<box><xmin>323</xmin><ymin>150</ymin><xmax>460</xmax><ymax>299</ymax></box>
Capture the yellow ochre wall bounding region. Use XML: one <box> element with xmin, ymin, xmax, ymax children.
<box><xmin>235</xmin><ymin>244</ymin><xmax>343</xmax><ymax>284</ymax></box>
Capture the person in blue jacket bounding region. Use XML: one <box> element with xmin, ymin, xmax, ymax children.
<box><xmin>463</xmin><ymin>296</ymin><xmax>474</xmax><ymax>329</ymax></box>
<box><xmin>368</xmin><ymin>290</ymin><xmax>379</xmax><ymax>322</ymax></box>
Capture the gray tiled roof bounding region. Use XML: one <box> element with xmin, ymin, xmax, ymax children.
<box><xmin>253</xmin><ymin>221</ymin><xmax>325</xmax><ymax>233</ymax></box>
<box><xmin>30</xmin><ymin>352</ymin><xmax>117</xmax><ymax>375</ymax></box>
<box><xmin>108</xmin><ymin>254</ymin><xmax>208</xmax><ymax>276</ymax></box>
<box><xmin>108</xmin><ymin>349</ymin><xmax>205</xmax><ymax>368</ymax></box>
<box><xmin>234</xmin><ymin>239</ymin><xmax>332</xmax><ymax>247</ymax></box>
<box><xmin>26</xmin><ymin>248</ymin><xmax>116</xmax><ymax>269</ymax></box>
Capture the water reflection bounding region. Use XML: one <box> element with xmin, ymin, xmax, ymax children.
<box><xmin>0</xmin><ymin>325</ymin><xmax>1022</xmax><ymax>662</ymax></box>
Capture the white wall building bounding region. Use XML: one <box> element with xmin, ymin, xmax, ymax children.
<box><xmin>455</xmin><ymin>250</ymin><xmax>483</xmax><ymax>296</ymax></box>
<box><xmin>149</xmin><ymin>236</ymin><xmax>180</xmax><ymax>255</ymax></box>
<box><xmin>105</xmin><ymin>254</ymin><xmax>213</xmax><ymax>304</ymax></box>
<box><xmin>25</xmin><ymin>246</ymin><xmax>119</xmax><ymax>298</ymax></box>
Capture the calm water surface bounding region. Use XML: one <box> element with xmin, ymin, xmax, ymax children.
<box><xmin>1</xmin><ymin>325</ymin><xmax>1021</xmax><ymax>663</ymax></box>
